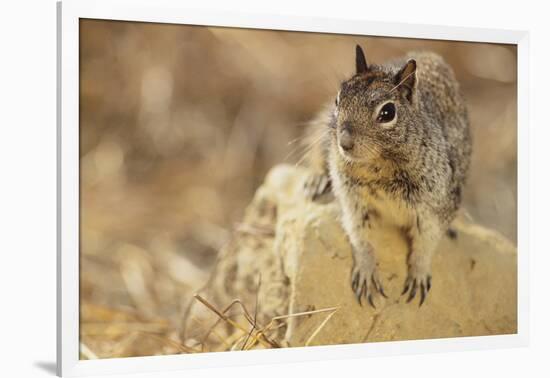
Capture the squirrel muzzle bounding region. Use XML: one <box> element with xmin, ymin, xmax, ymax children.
<box><xmin>339</xmin><ymin>122</ymin><xmax>354</xmax><ymax>151</ymax></box>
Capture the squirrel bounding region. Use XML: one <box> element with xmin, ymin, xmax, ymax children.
<box><xmin>303</xmin><ymin>45</ymin><xmax>472</xmax><ymax>307</ymax></box>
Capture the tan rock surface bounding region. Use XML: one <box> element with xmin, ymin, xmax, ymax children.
<box><xmin>182</xmin><ymin>164</ymin><xmax>517</xmax><ymax>349</ymax></box>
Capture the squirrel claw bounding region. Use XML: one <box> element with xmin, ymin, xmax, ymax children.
<box><xmin>367</xmin><ymin>294</ymin><xmax>376</xmax><ymax>309</ymax></box>
<box><xmin>406</xmin><ymin>280</ymin><xmax>417</xmax><ymax>303</ymax></box>
<box><xmin>351</xmin><ymin>263</ymin><xmax>385</xmax><ymax>309</ymax></box>
<box><xmin>419</xmin><ymin>282</ymin><xmax>426</xmax><ymax>306</ymax></box>
<box><xmin>303</xmin><ymin>173</ymin><xmax>331</xmax><ymax>200</ymax></box>
<box><xmin>402</xmin><ymin>274</ymin><xmax>431</xmax><ymax>306</ymax></box>
<box><xmin>355</xmin><ymin>279</ymin><xmax>366</xmax><ymax>306</ymax></box>
<box><xmin>354</xmin><ymin>281</ymin><xmax>376</xmax><ymax>309</ymax></box>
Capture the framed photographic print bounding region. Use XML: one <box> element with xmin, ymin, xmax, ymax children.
<box><xmin>57</xmin><ymin>0</ymin><xmax>529</xmax><ymax>376</ymax></box>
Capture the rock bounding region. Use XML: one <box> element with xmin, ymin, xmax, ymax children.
<box><xmin>181</xmin><ymin>164</ymin><xmax>517</xmax><ymax>350</ymax></box>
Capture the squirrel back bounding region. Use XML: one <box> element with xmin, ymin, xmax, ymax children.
<box><xmin>411</xmin><ymin>51</ymin><xmax>471</xmax><ymax>207</ymax></box>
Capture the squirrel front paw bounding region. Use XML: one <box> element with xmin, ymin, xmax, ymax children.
<box><xmin>350</xmin><ymin>255</ymin><xmax>387</xmax><ymax>308</ymax></box>
<box><xmin>402</xmin><ymin>257</ymin><xmax>432</xmax><ymax>306</ymax></box>
<box><xmin>303</xmin><ymin>173</ymin><xmax>331</xmax><ymax>201</ymax></box>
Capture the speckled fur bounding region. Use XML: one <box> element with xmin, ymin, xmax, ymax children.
<box><xmin>305</xmin><ymin>47</ymin><xmax>472</xmax><ymax>306</ymax></box>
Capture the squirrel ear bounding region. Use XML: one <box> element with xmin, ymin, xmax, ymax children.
<box><xmin>395</xmin><ymin>59</ymin><xmax>417</xmax><ymax>103</ymax></box>
<box><xmin>355</xmin><ymin>45</ymin><xmax>368</xmax><ymax>74</ymax></box>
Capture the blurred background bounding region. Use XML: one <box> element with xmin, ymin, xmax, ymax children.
<box><xmin>79</xmin><ymin>19</ymin><xmax>517</xmax><ymax>358</ymax></box>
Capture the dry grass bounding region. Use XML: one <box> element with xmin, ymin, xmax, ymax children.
<box><xmin>188</xmin><ymin>293</ymin><xmax>339</xmax><ymax>352</ymax></box>
<box><xmin>79</xmin><ymin>293</ymin><xmax>339</xmax><ymax>358</ymax></box>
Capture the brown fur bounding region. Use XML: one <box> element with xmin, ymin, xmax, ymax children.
<box><xmin>304</xmin><ymin>47</ymin><xmax>472</xmax><ymax>307</ymax></box>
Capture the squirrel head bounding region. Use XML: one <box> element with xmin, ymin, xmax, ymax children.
<box><xmin>332</xmin><ymin>45</ymin><xmax>419</xmax><ymax>165</ymax></box>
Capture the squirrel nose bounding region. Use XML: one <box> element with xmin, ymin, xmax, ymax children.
<box><xmin>339</xmin><ymin>123</ymin><xmax>354</xmax><ymax>151</ymax></box>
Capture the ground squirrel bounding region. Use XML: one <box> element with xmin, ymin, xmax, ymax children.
<box><xmin>304</xmin><ymin>45</ymin><xmax>472</xmax><ymax>307</ymax></box>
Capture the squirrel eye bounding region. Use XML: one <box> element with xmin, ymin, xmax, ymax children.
<box><xmin>376</xmin><ymin>102</ymin><xmax>396</xmax><ymax>123</ymax></box>
<box><xmin>335</xmin><ymin>92</ymin><xmax>341</xmax><ymax>106</ymax></box>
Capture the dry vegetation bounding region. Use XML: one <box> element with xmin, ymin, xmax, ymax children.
<box><xmin>79</xmin><ymin>19</ymin><xmax>517</xmax><ymax>358</ymax></box>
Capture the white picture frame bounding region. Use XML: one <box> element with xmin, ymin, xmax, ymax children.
<box><xmin>57</xmin><ymin>0</ymin><xmax>530</xmax><ymax>376</ymax></box>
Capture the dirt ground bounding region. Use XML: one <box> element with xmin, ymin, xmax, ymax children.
<box><xmin>78</xmin><ymin>19</ymin><xmax>517</xmax><ymax>359</ymax></box>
